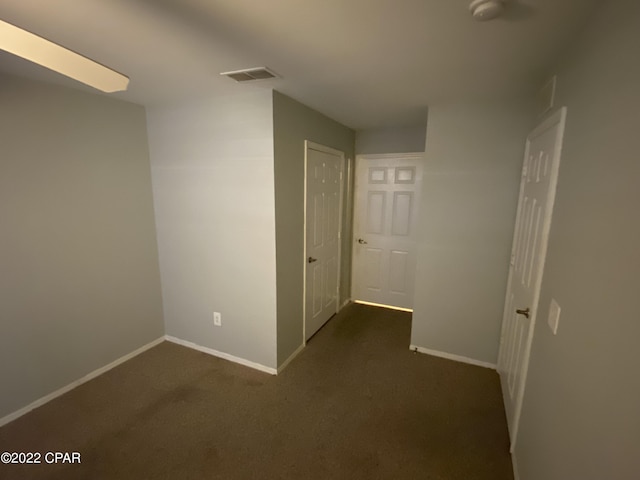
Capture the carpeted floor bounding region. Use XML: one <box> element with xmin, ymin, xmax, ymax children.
<box><xmin>0</xmin><ymin>303</ymin><xmax>514</xmax><ymax>479</ymax></box>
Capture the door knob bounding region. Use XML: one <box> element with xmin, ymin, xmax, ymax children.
<box><xmin>516</xmin><ymin>308</ymin><xmax>530</xmax><ymax>319</ymax></box>
<box><xmin>357</xmin><ymin>238</ymin><xmax>368</xmax><ymax>244</ymax></box>
<box><xmin>308</xmin><ymin>257</ymin><xmax>318</xmax><ymax>263</ymax></box>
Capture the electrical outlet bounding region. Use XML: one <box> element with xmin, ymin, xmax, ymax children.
<box><xmin>213</xmin><ymin>311</ymin><xmax>222</xmax><ymax>326</ymax></box>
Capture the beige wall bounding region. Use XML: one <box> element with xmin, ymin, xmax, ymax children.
<box><xmin>272</xmin><ymin>91</ymin><xmax>355</xmax><ymax>366</ymax></box>
<box><xmin>515</xmin><ymin>1</ymin><xmax>640</xmax><ymax>478</ymax></box>
<box><xmin>146</xmin><ymin>90</ymin><xmax>278</xmax><ymax>369</ymax></box>
<box><xmin>355</xmin><ymin>123</ymin><xmax>427</xmax><ymax>155</ymax></box>
<box><xmin>147</xmin><ymin>89</ymin><xmax>353</xmax><ymax>371</ymax></box>
<box><xmin>411</xmin><ymin>100</ymin><xmax>532</xmax><ymax>364</ymax></box>
<box><xmin>0</xmin><ymin>74</ymin><xmax>164</xmax><ymax>419</ymax></box>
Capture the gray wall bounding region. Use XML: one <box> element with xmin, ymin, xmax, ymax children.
<box><xmin>411</xmin><ymin>101</ymin><xmax>532</xmax><ymax>364</ymax></box>
<box><xmin>272</xmin><ymin>91</ymin><xmax>355</xmax><ymax>366</ymax></box>
<box><xmin>515</xmin><ymin>1</ymin><xmax>640</xmax><ymax>478</ymax></box>
<box><xmin>0</xmin><ymin>74</ymin><xmax>164</xmax><ymax>419</ymax></box>
<box><xmin>355</xmin><ymin>124</ymin><xmax>426</xmax><ymax>155</ymax></box>
<box><xmin>146</xmin><ymin>91</ymin><xmax>278</xmax><ymax>369</ymax></box>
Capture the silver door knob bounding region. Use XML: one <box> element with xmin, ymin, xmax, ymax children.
<box><xmin>516</xmin><ymin>308</ymin><xmax>530</xmax><ymax>319</ymax></box>
<box><xmin>357</xmin><ymin>238</ymin><xmax>368</xmax><ymax>244</ymax></box>
<box><xmin>308</xmin><ymin>257</ymin><xmax>318</xmax><ymax>263</ymax></box>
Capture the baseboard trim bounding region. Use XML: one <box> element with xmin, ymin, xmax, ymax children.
<box><xmin>0</xmin><ymin>336</ymin><xmax>165</xmax><ymax>428</ymax></box>
<box><xmin>339</xmin><ymin>298</ymin><xmax>351</xmax><ymax>310</ymax></box>
<box><xmin>165</xmin><ymin>335</ymin><xmax>277</xmax><ymax>375</ymax></box>
<box><xmin>409</xmin><ymin>345</ymin><xmax>497</xmax><ymax>370</ymax></box>
<box><xmin>277</xmin><ymin>343</ymin><xmax>305</xmax><ymax>374</ymax></box>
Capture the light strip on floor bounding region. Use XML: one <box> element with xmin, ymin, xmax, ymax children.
<box><xmin>354</xmin><ymin>300</ymin><xmax>413</xmax><ymax>313</ymax></box>
<box><xmin>0</xmin><ymin>20</ymin><xmax>129</xmax><ymax>93</ymax></box>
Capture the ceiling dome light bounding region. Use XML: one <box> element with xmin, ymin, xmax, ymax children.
<box><xmin>470</xmin><ymin>0</ymin><xmax>505</xmax><ymax>21</ymax></box>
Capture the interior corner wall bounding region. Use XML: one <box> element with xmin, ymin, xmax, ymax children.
<box><xmin>514</xmin><ymin>2</ymin><xmax>640</xmax><ymax>479</ymax></box>
<box><xmin>0</xmin><ymin>73</ymin><xmax>164</xmax><ymax>419</ymax></box>
<box><xmin>146</xmin><ymin>90</ymin><xmax>278</xmax><ymax>369</ymax></box>
<box><xmin>411</xmin><ymin>100</ymin><xmax>532</xmax><ymax>364</ymax></box>
<box><xmin>272</xmin><ymin>91</ymin><xmax>355</xmax><ymax>367</ymax></box>
<box><xmin>355</xmin><ymin>123</ymin><xmax>427</xmax><ymax>155</ymax></box>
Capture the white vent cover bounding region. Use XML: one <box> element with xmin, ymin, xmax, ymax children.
<box><xmin>220</xmin><ymin>67</ymin><xmax>279</xmax><ymax>82</ymax></box>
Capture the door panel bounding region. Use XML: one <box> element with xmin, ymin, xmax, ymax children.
<box><xmin>305</xmin><ymin>143</ymin><xmax>343</xmax><ymax>341</ymax></box>
<box><xmin>391</xmin><ymin>192</ymin><xmax>413</xmax><ymax>236</ymax></box>
<box><xmin>369</xmin><ymin>167</ymin><xmax>387</xmax><ymax>183</ymax></box>
<box><xmin>366</xmin><ymin>191</ymin><xmax>386</xmax><ymax>234</ymax></box>
<box><xmin>312</xmin><ymin>193</ymin><xmax>324</xmax><ymax>246</ymax></box>
<box><xmin>395</xmin><ymin>166</ymin><xmax>415</xmax><ymax>183</ymax></box>
<box><xmin>497</xmin><ymin>108</ymin><xmax>567</xmax><ymax>451</ymax></box>
<box><xmin>363</xmin><ymin>248</ymin><xmax>383</xmax><ymax>290</ymax></box>
<box><xmin>327</xmin><ymin>192</ymin><xmax>339</xmax><ymax>240</ymax></box>
<box><xmin>352</xmin><ymin>154</ymin><xmax>423</xmax><ymax>310</ymax></box>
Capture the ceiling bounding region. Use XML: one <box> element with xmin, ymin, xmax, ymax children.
<box><xmin>0</xmin><ymin>0</ymin><xmax>599</xmax><ymax>129</ymax></box>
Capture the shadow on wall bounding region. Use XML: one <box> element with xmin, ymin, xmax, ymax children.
<box><xmin>355</xmin><ymin>122</ymin><xmax>427</xmax><ymax>155</ymax></box>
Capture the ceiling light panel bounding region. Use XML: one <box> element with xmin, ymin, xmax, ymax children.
<box><xmin>0</xmin><ymin>19</ymin><xmax>129</xmax><ymax>93</ymax></box>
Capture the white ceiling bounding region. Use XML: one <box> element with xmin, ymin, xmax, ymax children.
<box><xmin>0</xmin><ymin>0</ymin><xmax>599</xmax><ymax>129</ymax></box>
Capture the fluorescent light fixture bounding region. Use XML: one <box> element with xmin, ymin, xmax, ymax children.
<box><xmin>0</xmin><ymin>19</ymin><xmax>129</xmax><ymax>93</ymax></box>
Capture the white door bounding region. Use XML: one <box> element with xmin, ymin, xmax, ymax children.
<box><xmin>304</xmin><ymin>141</ymin><xmax>344</xmax><ymax>341</ymax></box>
<box><xmin>352</xmin><ymin>154</ymin><xmax>423</xmax><ymax>311</ymax></box>
<box><xmin>498</xmin><ymin>107</ymin><xmax>567</xmax><ymax>450</ymax></box>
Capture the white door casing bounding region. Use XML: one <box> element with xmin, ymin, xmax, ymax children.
<box><xmin>304</xmin><ymin>141</ymin><xmax>344</xmax><ymax>341</ymax></box>
<box><xmin>498</xmin><ymin>107</ymin><xmax>567</xmax><ymax>451</ymax></box>
<box><xmin>352</xmin><ymin>154</ymin><xmax>423</xmax><ymax>311</ymax></box>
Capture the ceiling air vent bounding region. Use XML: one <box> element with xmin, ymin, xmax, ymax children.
<box><xmin>220</xmin><ymin>67</ymin><xmax>279</xmax><ymax>82</ymax></box>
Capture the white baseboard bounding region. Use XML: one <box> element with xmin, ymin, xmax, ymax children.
<box><xmin>410</xmin><ymin>345</ymin><xmax>497</xmax><ymax>370</ymax></box>
<box><xmin>0</xmin><ymin>336</ymin><xmax>165</xmax><ymax>428</ymax></box>
<box><xmin>339</xmin><ymin>298</ymin><xmax>351</xmax><ymax>310</ymax></box>
<box><xmin>165</xmin><ymin>335</ymin><xmax>277</xmax><ymax>375</ymax></box>
<box><xmin>277</xmin><ymin>343</ymin><xmax>305</xmax><ymax>374</ymax></box>
<box><xmin>0</xmin><ymin>335</ymin><xmax>280</xmax><ymax>427</ymax></box>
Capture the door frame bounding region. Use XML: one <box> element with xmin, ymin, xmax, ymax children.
<box><xmin>497</xmin><ymin>106</ymin><xmax>567</xmax><ymax>452</ymax></box>
<box><xmin>302</xmin><ymin>140</ymin><xmax>346</xmax><ymax>344</ymax></box>
<box><xmin>351</xmin><ymin>152</ymin><xmax>425</xmax><ymax>310</ymax></box>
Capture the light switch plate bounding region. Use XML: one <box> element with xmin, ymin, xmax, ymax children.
<box><xmin>548</xmin><ymin>299</ymin><xmax>561</xmax><ymax>335</ymax></box>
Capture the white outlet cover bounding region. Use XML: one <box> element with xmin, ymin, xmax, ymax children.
<box><xmin>548</xmin><ymin>299</ymin><xmax>561</xmax><ymax>335</ymax></box>
<box><xmin>213</xmin><ymin>312</ymin><xmax>221</xmax><ymax>326</ymax></box>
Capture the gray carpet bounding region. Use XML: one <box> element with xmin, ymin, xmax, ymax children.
<box><xmin>0</xmin><ymin>303</ymin><xmax>514</xmax><ymax>479</ymax></box>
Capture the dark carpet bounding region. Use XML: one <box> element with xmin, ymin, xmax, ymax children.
<box><xmin>0</xmin><ymin>303</ymin><xmax>513</xmax><ymax>479</ymax></box>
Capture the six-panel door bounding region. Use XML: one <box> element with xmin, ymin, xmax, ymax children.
<box><xmin>498</xmin><ymin>108</ymin><xmax>567</xmax><ymax>450</ymax></box>
<box><xmin>305</xmin><ymin>145</ymin><xmax>342</xmax><ymax>340</ymax></box>
<box><xmin>352</xmin><ymin>155</ymin><xmax>423</xmax><ymax>310</ymax></box>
